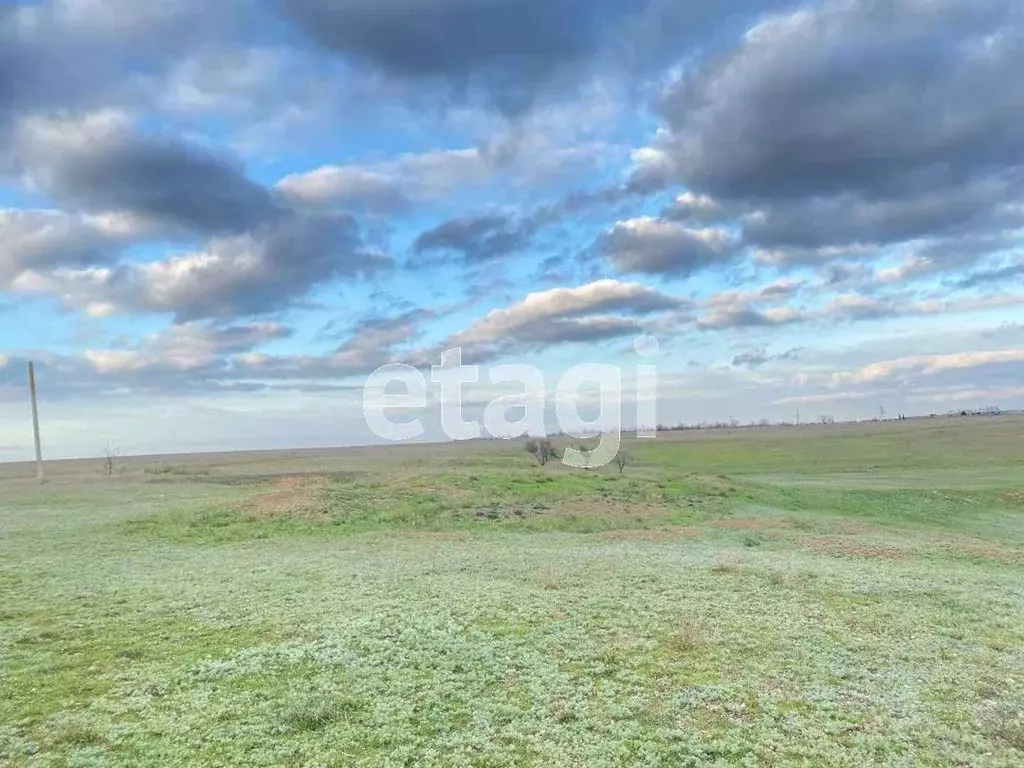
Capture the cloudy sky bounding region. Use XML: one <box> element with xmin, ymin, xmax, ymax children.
<box><xmin>1</xmin><ymin>0</ymin><xmax>1023</xmax><ymax>460</ymax></box>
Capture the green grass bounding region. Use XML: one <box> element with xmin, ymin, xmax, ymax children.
<box><xmin>2</xmin><ymin>418</ymin><xmax>1023</xmax><ymax>766</ymax></box>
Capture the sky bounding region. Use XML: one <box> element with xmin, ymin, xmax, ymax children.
<box><xmin>1</xmin><ymin>0</ymin><xmax>1023</xmax><ymax>460</ymax></box>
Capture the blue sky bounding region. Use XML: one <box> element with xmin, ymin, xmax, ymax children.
<box><xmin>1</xmin><ymin>0</ymin><xmax>1023</xmax><ymax>460</ymax></box>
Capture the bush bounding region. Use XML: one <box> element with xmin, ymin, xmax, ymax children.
<box><xmin>613</xmin><ymin>451</ymin><xmax>633</xmax><ymax>474</ymax></box>
<box><xmin>524</xmin><ymin>439</ymin><xmax>560</xmax><ymax>467</ymax></box>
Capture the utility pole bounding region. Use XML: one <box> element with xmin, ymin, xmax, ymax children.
<box><xmin>28</xmin><ymin>362</ymin><xmax>44</xmax><ymax>482</ymax></box>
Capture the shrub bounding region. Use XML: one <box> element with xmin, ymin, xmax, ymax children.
<box><xmin>613</xmin><ymin>451</ymin><xmax>633</xmax><ymax>474</ymax></box>
<box><xmin>524</xmin><ymin>439</ymin><xmax>559</xmax><ymax>467</ymax></box>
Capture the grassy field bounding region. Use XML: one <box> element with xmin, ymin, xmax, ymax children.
<box><xmin>2</xmin><ymin>417</ymin><xmax>1023</xmax><ymax>767</ymax></box>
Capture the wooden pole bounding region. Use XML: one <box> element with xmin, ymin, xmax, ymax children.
<box><xmin>28</xmin><ymin>361</ymin><xmax>44</xmax><ymax>482</ymax></box>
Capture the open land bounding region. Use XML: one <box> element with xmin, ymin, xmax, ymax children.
<box><xmin>1</xmin><ymin>417</ymin><xmax>1023</xmax><ymax>766</ymax></box>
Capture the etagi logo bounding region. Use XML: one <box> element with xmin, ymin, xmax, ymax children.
<box><xmin>362</xmin><ymin>336</ymin><xmax>659</xmax><ymax>468</ymax></box>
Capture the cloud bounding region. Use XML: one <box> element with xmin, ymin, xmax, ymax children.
<box><xmin>277</xmin><ymin>1</ymin><xmax>807</xmax><ymax>117</ymax></box>
<box><xmin>200</xmin><ymin>308</ymin><xmax>436</xmax><ymax>383</ymax></box>
<box><xmin>952</xmin><ymin>261</ymin><xmax>1024</xmax><ymax>289</ymax></box>
<box><xmin>742</xmin><ymin>181</ymin><xmax>1024</xmax><ymax>250</ymax></box>
<box><xmin>16</xmin><ymin>113</ymin><xmax>279</xmax><ymax>236</ymax></box>
<box><xmin>632</xmin><ymin>0</ymin><xmax>1024</xmax><ymax>275</ymax></box>
<box><xmin>600</xmin><ymin>217</ymin><xmax>736</xmax><ymax>276</ymax></box>
<box><xmin>5</xmin><ymin>112</ymin><xmax>391</xmax><ymax>321</ymax></box>
<box><xmin>652</xmin><ymin>0</ymin><xmax>1024</xmax><ymax>201</ymax></box>
<box><xmin>410</xmin><ymin>180</ymin><xmax>644</xmax><ymax>264</ymax></box>
<box><xmin>732</xmin><ymin>346</ymin><xmax>801</xmax><ymax>368</ymax></box>
<box><xmin>706</xmin><ymin>279</ymin><xmax>805</xmax><ymax>311</ymax></box>
<box><xmin>84</xmin><ymin>321</ymin><xmax>293</xmax><ymax>375</ymax></box>
<box><xmin>820</xmin><ymin>292</ymin><xmax>1024</xmax><ymax>324</ymax></box>
<box><xmin>697</xmin><ymin>306</ymin><xmax>803</xmax><ymax>331</ymax></box>
<box><xmin>0</xmin><ymin>308</ymin><xmax>430</xmax><ymax>401</ymax></box>
<box><xmin>331</xmin><ymin>308</ymin><xmax>435</xmax><ymax>369</ymax></box>
<box><xmin>414</xmin><ymin>212</ymin><xmax>534</xmax><ymax>262</ymax></box>
<box><xmin>278</xmin><ymin>0</ymin><xmax>638</xmax><ymax>114</ymax></box>
<box><xmin>277</xmin><ymin>139</ymin><xmax>619</xmax><ymax>214</ymax></box>
<box><xmin>661</xmin><ymin>192</ymin><xmax>725</xmax><ymax>224</ymax></box>
<box><xmin>277</xmin><ymin>166</ymin><xmax>410</xmax><ymax>214</ymax></box>
<box><xmin>13</xmin><ymin>213</ymin><xmax>390</xmax><ymax>321</ymax></box>
<box><xmin>278</xmin><ymin>148</ymin><xmax>496</xmax><ymax>213</ymax></box>
<box><xmin>440</xmin><ymin>279</ymin><xmax>681</xmax><ymax>359</ymax></box>
<box><xmin>0</xmin><ymin>318</ymin><xmax>297</xmax><ymax>400</ymax></box>
<box><xmin>0</xmin><ymin>1</ymin><xmax>255</xmax><ymax>136</ymax></box>
<box><xmin>831</xmin><ymin>349</ymin><xmax>1024</xmax><ymax>387</ymax></box>
<box><xmin>0</xmin><ymin>209</ymin><xmax>134</xmax><ymax>284</ymax></box>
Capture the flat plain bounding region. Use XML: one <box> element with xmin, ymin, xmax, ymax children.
<box><xmin>1</xmin><ymin>417</ymin><xmax>1023</xmax><ymax>767</ymax></box>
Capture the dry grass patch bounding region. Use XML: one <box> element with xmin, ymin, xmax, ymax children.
<box><xmin>918</xmin><ymin>532</ymin><xmax>1024</xmax><ymax>563</ymax></box>
<box><xmin>601</xmin><ymin>527</ymin><xmax>699</xmax><ymax>541</ymax></box>
<box><xmin>710</xmin><ymin>517</ymin><xmax>794</xmax><ymax>532</ymax></box>
<box><xmin>237</xmin><ymin>476</ymin><xmax>331</xmax><ymax>519</ymax></box>
<box><xmin>803</xmin><ymin>536</ymin><xmax>906</xmax><ymax>560</ymax></box>
<box><xmin>391</xmin><ymin>531</ymin><xmax>476</xmax><ymax>542</ymax></box>
<box><xmin>662</xmin><ymin>617</ymin><xmax>710</xmax><ymax>654</ymax></box>
<box><xmin>557</xmin><ymin>497</ymin><xmax>671</xmax><ymax>519</ymax></box>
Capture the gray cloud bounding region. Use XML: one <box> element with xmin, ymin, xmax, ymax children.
<box><xmin>410</xmin><ymin>181</ymin><xmax>642</xmax><ymax>265</ymax></box>
<box><xmin>414</xmin><ymin>212</ymin><xmax>534</xmax><ymax>262</ymax></box>
<box><xmin>17</xmin><ymin>115</ymin><xmax>278</xmax><ymax>236</ymax></box>
<box><xmin>279</xmin><ymin>0</ymin><xmax>633</xmax><ymax>114</ymax></box>
<box><xmin>141</xmin><ymin>213</ymin><xmax>389</xmax><ymax>321</ymax></box>
<box><xmin>0</xmin><ymin>282</ymin><xmax>671</xmax><ymax>402</ymax></box>
<box><xmin>0</xmin><ymin>210</ymin><xmax>130</xmax><ymax>283</ymax></box>
<box><xmin>600</xmin><ymin>217</ymin><xmax>736</xmax><ymax>276</ymax></box>
<box><xmin>732</xmin><ymin>347</ymin><xmax>801</xmax><ymax>368</ymax></box>
<box><xmin>0</xmin><ymin>1</ymin><xmax>254</xmax><ymax>135</ymax></box>
<box><xmin>14</xmin><ymin>213</ymin><xmax>390</xmax><ymax>321</ymax></box>
<box><xmin>5</xmin><ymin>110</ymin><xmax>393</xmax><ymax>321</ymax></box>
<box><xmin>743</xmin><ymin>182</ymin><xmax>1024</xmax><ymax>251</ymax></box>
<box><xmin>952</xmin><ymin>261</ymin><xmax>1024</xmax><ymax>290</ymax></box>
<box><xmin>0</xmin><ymin>319</ymin><xmax>292</xmax><ymax>399</ymax></box>
<box><xmin>632</xmin><ymin>0</ymin><xmax>1024</xmax><ymax>279</ymax></box>
<box><xmin>697</xmin><ymin>306</ymin><xmax>803</xmax><ymax>331</ymax></box>
<box><xmin>278</xmin><ymin>1</ymin><xmax>801</xmax><ymax>115</ymax></box>
<box><xmin>331</xmin><ymin>308</ymin><xmax>435</xmax><ymax>367</ymax></box>
<box><xmin>653</xmin><ymin>0</ymin><xmax>1024</xmax><ymax>201</ymax></box>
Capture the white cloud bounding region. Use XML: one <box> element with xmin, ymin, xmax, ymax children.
<box><xmin>277</xmin><ymin>148</ymin><xmax>495</xmax><ymax>211</ymax></box>
<box><xmin>831</xmin><ymin>349</ymin><xmax>1024</xmax><ymax>387</ymax></box>
<box><xmin>452</xmin><ymin>280</ymin><xmax>681</xmax><ymax>348</ymax></box>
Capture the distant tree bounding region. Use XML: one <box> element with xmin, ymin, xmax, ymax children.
<box><xmin>576</xmin><ymin>444</ymin><xmax>593</xmax><ymax>468</ymax></box>
<box><xmin>524</xmin><ymin>439</ymin><xmax>559</xmax><ymax>467</ymax></box>
<box><xmin>613</xmin><ymin>451</ymin><xmax>633</xmax><ymax>475</ymax></box>
<box><xmin>102</xmin><ymin>443</ymin><xmax>121</xmax><ymax>476</ymax></box>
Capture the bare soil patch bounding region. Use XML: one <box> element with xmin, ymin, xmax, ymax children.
<box><xmin>237</xmin><ymin>476</ymin><xmax>331</xmax><ymax>519</ymax></box>
<box><xmin>557</xmin><ymin>498</ymin><xmax>671</xmax><ymax>518</ymax></box>
<box><xmin>802</xmin><ymin>531</ymin><xmax>1023</xmax><ymax>562</ymax></box>
<box><xmin>804</xmin><ymin>536</ymin><xmax>907</xmax><ymax>560</ymax></box>
<box><xmin>917</xmin><ymin>532</ymin><xmax>1024</xmax><ymax>563</ymax></box>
